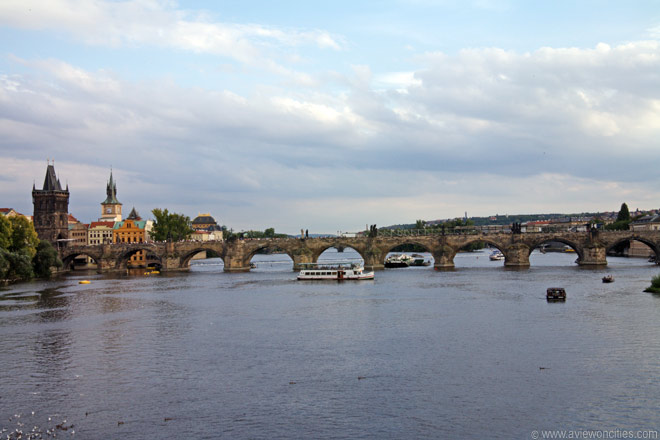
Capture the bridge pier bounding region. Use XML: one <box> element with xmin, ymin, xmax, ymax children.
<box><xmin>292</xmin><ymin>253</ymin><xmax>314</xmax><ymax>271</ymax></box>
<box><xmin>364</xmin><ymin>258</ymin><xmax>384</xmax><ymax>271</ymax></box>
<box><xmin>223</xmin><ymin>257</ymin><xmax>251</xmax><ymax>272</ymax></box>
<box><xmin>161</xmin><ymin>256</ymin><xmax>187</xmax><ymax>271</ymax></box>
<box><xmin>96</xmin><ymin>260</ymin><xmax>117</xmax><ymax>271</ymax></box>
<box><xmin>504</xmin><ymin>243</ymin><xmax>530</xmax><ymax>267</ymax></box>
<box><xmin>363</xmin><ymin>246</ymin><xmax>385</xmax><ymax>271</ymax></box>
<box><xmin>578</xmin><ymin>244</ymin><xmax>607</xmax><ymax>266</ymax></box>
<box><xmin>432</xmin><ymin>245</ymin><xmax>456</xmax><ymax>270</ymax></box>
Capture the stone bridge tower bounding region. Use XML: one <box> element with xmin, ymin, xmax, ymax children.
<box><xmin>32</xmin><ymin>162</ymin><xmax>70</xmax><ymax>245</ymax></box>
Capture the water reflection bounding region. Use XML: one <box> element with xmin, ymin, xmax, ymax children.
<box><xmin>0</xmin><ymin>250</ymin><xmax>658</xmax><ymax>439</ymax></box>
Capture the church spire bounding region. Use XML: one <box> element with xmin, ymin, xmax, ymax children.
<box><xmin>102</xmin><ymin>169</ymin><xmax>120</xmax><ymax>205</ymax></box>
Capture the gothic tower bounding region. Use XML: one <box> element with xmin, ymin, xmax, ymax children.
<box><xmin>32</xmin><ymin>162</ymin><xmax>70</xmax><ymax>245</ymax></box>
<box><xmin>100</xmin><ymin>170</ymin><xmax>122</xmax><ymax>222</ymax></box>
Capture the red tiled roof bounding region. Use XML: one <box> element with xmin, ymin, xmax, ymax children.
<box><xmin>0</xmin><ymin>208</ymin><xmax>25</xmax><ymax>216</ymax></box>
<box><xmin>89</xmin><ymin>221</ymin><xmax>115</xmax><ymax>228</ymax></box>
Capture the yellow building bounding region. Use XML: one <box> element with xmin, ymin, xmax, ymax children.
<box><xmin>113</xmin><ymin>208</ymin><xmax>146</xmax><ymax>267</ymax></box>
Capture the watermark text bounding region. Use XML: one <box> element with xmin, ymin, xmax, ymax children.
<box><xmin>531</xmin><ymin>429</ymin><xmax>658</xmax><ymax>440</ymax></box>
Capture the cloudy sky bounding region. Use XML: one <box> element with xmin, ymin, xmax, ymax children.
<box><xmin>1</xmin><ymin>1</ymin><xmax>659</xmax><ymax>234</ymax></box>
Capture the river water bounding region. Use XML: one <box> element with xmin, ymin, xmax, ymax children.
<box><xmin>1</xmin><ymin>249</ymin><xmax>659</xmax><ymax>439</ymax></box>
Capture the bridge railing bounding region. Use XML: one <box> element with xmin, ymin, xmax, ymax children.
<box><xmin>375</xmin><ymin>225</ymin><xmax>590</xmax><ymax>237</ymax></box>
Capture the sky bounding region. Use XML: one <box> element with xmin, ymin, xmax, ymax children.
<box><xmin>1</xmin><ymin>0</ymin><xmax>659</xmax><ymax>234</ymax></box>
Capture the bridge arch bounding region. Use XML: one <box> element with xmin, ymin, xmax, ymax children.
<box><xmin>312</xmin><ymin>241</ymin><xmax>367</xmax><ymax>264</ymax></box>
<box><xmin>242</xmin><ymin>242</ymin><xmax>295</xmax><ymax>269</ymax></box>
<box><xmin>61</xmin><ymin>251</ymin><xmax>101</xmax><ymax>270</ymax></box>
<box><xmin>606</xmin><ymin>235</ymin><xmax>659</xmax><ymax>260</ymax></box>
<box><xmin>115</xmin><ymin>245</ymin><xmax>162</xmax><ymax>270</ymax></box>
<box><xmin>472</xmin><ymin>238</ymin><xmax>506</xmax><ymax>253</ymax></box>
<box><xmin>383</xmin><ymin>239</ymin><xmax>433</xmax><ymax>254</ymax></box>
<box><xmin>528</xmin><ymin>237</ymin><xmax>584</xmax><ymax>263</ymax></box>
<box><xmin>180</xmin><ymin>248</ymin><xmax>225</xmax><ymax>268</ymax></box>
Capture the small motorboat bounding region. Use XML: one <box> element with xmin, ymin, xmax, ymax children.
<box><xmin>489</xmin><ymin>250</ymin><xmax>504</xmax><ymax>261</ymax></box>
<box><xmin>79</xmin><ymin>280</ymin><xmax>91</xmax><ymax>284</ymax></box>
<box><xmin>602</xmin><ymin>275</ymin><xmax>614</xmax><ymax>283</ymax></box>
<box><xmin>546</xmin><ymin>287</ymin><xmax>566</xmax><ymax>301</ymax></box>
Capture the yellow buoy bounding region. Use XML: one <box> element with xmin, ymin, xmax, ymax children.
<box><xmin>79</xmin><ymin>280</ymin><xmax>91</xmax><ymax>284</ymax></box>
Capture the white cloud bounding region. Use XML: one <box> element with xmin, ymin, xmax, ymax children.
<box><xmin>0</xmin><ymin>0</ymin><xmax>344</xmax><ymax>83</ymax></box>
<box><xmin>648</xmin><ymin>24</ymin><xmax>660</xmax><ymax>39</ymax></box>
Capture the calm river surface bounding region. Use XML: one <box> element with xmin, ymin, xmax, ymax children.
<box><xmin>1</xmin><ymin>249</ymin><xmax>659</xmax><ymax>439</ymax></box>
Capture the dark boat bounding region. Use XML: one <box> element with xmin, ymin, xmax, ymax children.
<box><xmin>409</xmin><ymin>254</ymin><xmax>431</xmax><ymax>266</ymax></box>
<box><xmin>546</xmin><ymin>287</ymin><xmax>566</xmax><ymax>301</ymax></box>
<box><xmin>602</xmin><ymin>275</ymin><xmax>614</xmax><ymax>283</ymax></box>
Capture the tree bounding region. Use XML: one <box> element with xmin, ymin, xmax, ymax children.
<box><xmin>0</xmin><ymin>249</ymin><xmax>33</xmax><ymax>281</ymax></box>
<box><xmin>0</xmin><ymin>217</ymin><xmax>59</xmax><ymax>282</ymax></box>
<box><xmin>415</xmin><ymin>219</ymin><xmax>426</xmax><ymax>229</ymax></box>
<box><xmin>605</xmin><ymin>203</ymin><xmax>633</xmax><ymax>231</ymax></box>
<box><xmin>32</xmin><ymin>240</ymin><xmax>63</xmax><ymax>278</ymax></box>
<box><xmin>0</xmin><ymin>248</ymin><xmax>9</xmax><ymax>279</ymax></box>
<box><xmin>0</xmin><ymin>215</ymin><xmax>12</xmax><ymax>250</ymax></box>
<box><xmin>9</xmin><ymin>215</ymin><xmax>39</xmax><ymax>258</ymax></box>
<box><xmin>150</xmin><ymin>208</ymin><xmax>194</xmax><ymax>241</ymax></box>
<box><xmin>616</xmin><ymin>203</ymin><xmax>631</xmax><ymax>222</ymax></box>
<box><xmin>264</xmin><ymin>227</ymin><xmax>275</xmax><ymax>238</ymax></box>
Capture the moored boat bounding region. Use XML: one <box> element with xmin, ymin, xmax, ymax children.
<box><xmin>297</xmin><ymin>262</ymin><xmax>374</xmax><ymax>280</ymax></box>
<box><xmin>602</xmin><ymin>275</ymin><xmax>614</xmax><ymax>283</ymax></box>
<box><xmin>409</xmin><ymin>256</ymin><xmax>431</xmax><ymax>266</ymax></box>
<box><xmin>384</xmin><ymin>254</ymin><xmax>412</xmax><ymax>268</ymax></box>
<box><xmin>546</xmin><ymin>287</ymin><xmax>566</xmax><ymax>301</ymax></box>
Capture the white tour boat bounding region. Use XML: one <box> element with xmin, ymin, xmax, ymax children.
<box><xmin>297</xmin><ymin>262</ymin><xmax>375</xmax><ymax>280</ymax></box>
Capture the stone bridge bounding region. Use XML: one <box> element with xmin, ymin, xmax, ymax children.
<box><xmin>60</xmin><ymin>229</ymin><xmax>660</xmax><ymax>273</ymax></box>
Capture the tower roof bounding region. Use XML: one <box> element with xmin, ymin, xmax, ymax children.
<box><xmin>127</xmin><ymin>207</ymin><xmax>141</xmax><ymax>220</ymax></box>
<box><xmin>192</xmin><ymin>213</ymin><xmax>217</xmax><ymax>225</ymax></box>
<box><xmin>102</xmin><ymin>170</ymin><xmax>121</xmax><ymax>205</ymax></box>
<box><xmin>42</xmin><ymin>164</ymin><xmax>64</xmax><ymax>191</ymax></box>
